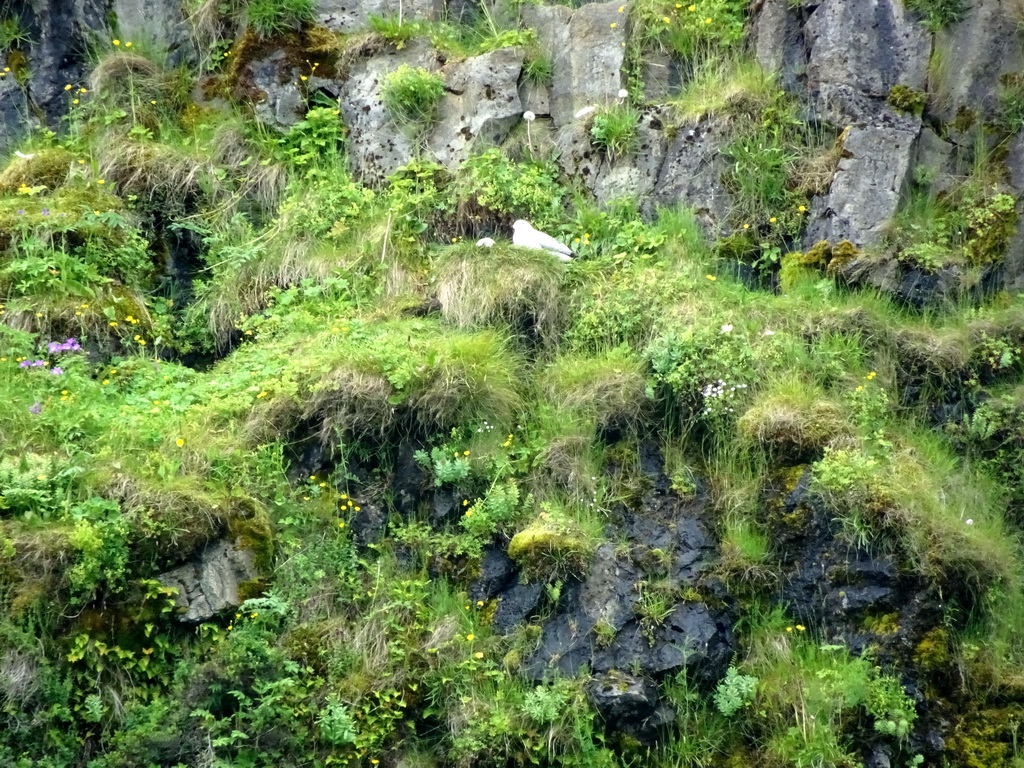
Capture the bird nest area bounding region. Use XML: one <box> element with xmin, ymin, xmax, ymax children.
<box><xmin>433</xmin><ymin>243</ymin><xmax>567</xmax><ymax>341</ymax></box>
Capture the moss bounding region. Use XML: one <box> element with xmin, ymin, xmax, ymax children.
<box><xmin>0</xmin><ymin>148</ymin><xmax>75</xmax><ymax>194</ymax></box>
<box><xmin>913</xmin><ymin>626</ymin><xmax>951</xmax><ymax>671</ymax></box>
<box><xmin>860</xmin><ymin>611</ymin><xmax>900</xmax><ymax>635</ymax></box>
<box><xmin>951</xmin><ymin>106</ymin><xmax>977</xmax><ymax>134</ymax></box>
<box><xmin>507</xmin><ymin>511</ymin><xmax>599</xmax><ymax>581</ymax></box>
<box><xmin>887</xmin><ymin>85</ymin><xmax>927</xmax><ymax>115</ymax></box>
<box><xmin>779</xmin><ymin>241</ymin><xmax>861</xmax><ymax>285</ymax></box>
<box><xmin>947</xmin><ymin>707</ymin><xmax>1023</xmax><ymax>768</ymax></box>
<box><xmin>227</xmin><ymin>25</ymin><xmax>342</xmax><ymax>105</ymax></box>
<box><xmin>227</xmin><ymin>496</ymin><xmax>274</xmax><ymax>575</ymax></box>
<box><xmin>715</xmin><ymin>231</ymin><xmax>759</xmax><ymax>263</ymax></box>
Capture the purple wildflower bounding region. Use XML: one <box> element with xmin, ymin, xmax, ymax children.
<box><xmin>50</xmin><ymin>367</ymin><xmax>63</xmax><ymax>375</ymax></box>
<box><xmin>28</xmin><ymin>402</ymin><xmax>42</xmax><ymax>415</ymax></box>
<box><xmin>17</xmin><ymin>209</ymin><xmax>24</xmax><ymax>214</ymax></box>
<box><xmin>47</xmin><ymin>338</ymin><xmax>82</xmax><ymax>354</ymax></box>
<box><xmin>41</xmin><ymin>208</ymin><xmax>50</xmax><ymax>216</ymax></box>
<box><xmin>19</xmin><ymin>360</ymin><xmax>31</xmax><ymax>368</ymax></box>
<box><xmin>19</xmin><ymin>359</ymin><xmax>47</xmax><ymax>368</ymax></box>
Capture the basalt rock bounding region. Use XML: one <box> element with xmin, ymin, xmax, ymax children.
<box><xmin>557</xmin><ymin>108</ymin><xmax>668</xmax><ymax>207</ymax></box>
<box><xmin>648</xmin><ymin>118</ymin><xmax>734</xmax><ymax>235</ymax></box>
<box><xmin>158</xmin><ymin>539</ymin><xmax>259</xmax><ymax>623</ymax></box>
<box><xmin>524</xmin><ymin>478</ymin><xmax>732</xmax><ymax>687</ymax></box>
<box><xmin>520</xmin><ymin>1</ymin><xmax>626</xmax><ymax>127</ymax></box>
<box><xmin>427</xmin><ymin>46</ymin><xmax>524</xmax><ymax>171</ymax></box>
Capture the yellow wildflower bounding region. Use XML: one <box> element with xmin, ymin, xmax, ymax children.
<box><xmin>176</xmin><ymin>438</ymin><xmax>185</xmax><ymax>447</ymax></box>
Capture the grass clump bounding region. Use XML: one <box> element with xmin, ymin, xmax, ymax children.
<box><xmin>589</xmin><ymin>103</ymin><xmax>641</xmax><ymax>159</ymax></box>
<box><xmin>382</xmin><ymin>64</ymin><xmax>446</xmax><ymax>130</ymax></box>
<box><xmin>540</xmin><ymin>347</ymin><xmax>650</xmax><ymax>431</ymax></box>
<box><xmin>433</xmin><ymin>241</ymin><xmax>566</xmax><ymax>342</ymax></box>
<box><xmin>507</xmin><ymin>502</ymin><xmax>605</xmax><ymax>581</ymax></box>
<box><xmin>904</xmin><ymin>0</ymin><xmax>969</xmax><ymax>32</ymax></box>
<box><xmin>737</xmin><ymin>377</ymin><xmax>851</xmax><ymax>462</ymax></box>
<box><xmin>244</xmin><ymin>0</ymin><xmax>316</xmax><ymax>39</ymax></box>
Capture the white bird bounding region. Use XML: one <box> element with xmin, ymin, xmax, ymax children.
<box><xmin>476</xmin><ymin>237</ymin><xmax>495</xmax><ymax>247</ymax></box>
<box><xmin>512</xmin><ymin>219</ymin><xmax>573</xmax><ymax>261</ymax></box>
<box><xmin>15</xmin><ymin>150</ymin><xmax>34</xmax><ymax>160</ymax></box>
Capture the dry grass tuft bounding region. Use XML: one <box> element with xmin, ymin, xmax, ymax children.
<box><xmin>738</xmin><ymin>384</ymin><xmax>851</xmax><ymax>462</ymax></box>
<box><xmin>303</xmin><ymin>367</ymin><xmax>398</xmax><ymax>446</ymax></box>
<box><xmin>89</xmin><ymin>52</ymin><xmax>162</xmax><ymax>96</ymax></box>
<box><xmin>434</xmin><ymin>244</ymin><xmax>566</xmax><ymax>344</ymax></box>
<box><xmin>98</xmin><ymin>139</ymin><xmax>220</xmax><ymax>204</ymax></box>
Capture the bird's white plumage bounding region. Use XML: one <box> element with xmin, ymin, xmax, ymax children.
<box><xmin>512</xmin><ymin>219</ymin><xmax>573</xmax><ymax>261</ymax></box>
<box><xmin>476</xmin><ymin>237</ymin><xmax>495</xmax><ymax>247</ymax></box>
<box><xmin>15</xmin><ymin>150</ymin><xmax>35</xmax><ymax>160</ymax></box>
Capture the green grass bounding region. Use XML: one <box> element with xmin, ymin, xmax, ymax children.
<box><xmin>3</xmin><ymin>10</ymin><xmax>1024</xmax><ymax>767</ymax></box>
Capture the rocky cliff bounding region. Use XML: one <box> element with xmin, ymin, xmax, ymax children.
<box><xmin>1</xmin><ymin>0</ymin><xmax>1024</xmax><ymax>767</ymax></box>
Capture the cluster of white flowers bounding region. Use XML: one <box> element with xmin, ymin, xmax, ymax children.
<box><xmin>475</xmin><ymin>421</ymin><xmax>497</xmax><ymax>433</ymax></box>
<box><xmin>701</xmin><ymin>380</ymin><xmax>748</xmax><ymax>416</ymax></box>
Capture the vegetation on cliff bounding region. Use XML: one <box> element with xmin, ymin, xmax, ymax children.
<box><xmin>0</xmin><ymin>0</ymin><xmax>1023</xmax><ymax>767</ymax></box>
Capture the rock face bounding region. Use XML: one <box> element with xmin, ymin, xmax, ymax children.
<box><xmin>316</xmin><ymin>0</ymin><xmax>445</xmax><ymax>34</ymax></box>
<box><xmin>803</xmin><ymin>122</ymin><xmax>919</xmax><ymax>248</ymax></box>
<box><xmin>520</xmin><ymin>1</ymin><xmax>626</xmax><ymax>126</ymax></box>
<box><xmin>339</xmin><ymin>40</ymin><xmax>439</xmax><ymax>184</ymax></box>
<box><xmin>428</xmin><ymin>47</ymin><xmax>525</xmax><ymax>170</ymax></box>
<box><xmin>522</xmin><ymin>482</ymin><xmax>733</xmax><ymax>689</ymax></box>
<box><xmin>648</xmin><ymin>119</ymin><xmax>735</xmax><ymax>233</ymax></box>
<box><xmin>158</xmin><ymin>540</ymin><xmax>258</xmax><ymax>623</ymax></box>
<box><xmin>803</xmin><ymin>0</ymin><xmax>930</xmax><ymax>124</ymax></box>
<box><xmin>557</xmin><ymin>108</ymin><xmax>669</xmax><ymax>207</ymax></box>
<box><xmin>112</xmin><ymin>0</ymin><xmax>190</xmax><ymax>61</ymax></box>
<box><xmin>929</xmin><ymin>0</ymin><xmax>1024</xmax><ymax>124</ymax></box>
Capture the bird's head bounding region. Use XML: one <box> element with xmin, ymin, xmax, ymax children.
<box><xmin>512</xmin><ymin>219</ymin><xmax>530</xmax><ymax>232</ymax></box>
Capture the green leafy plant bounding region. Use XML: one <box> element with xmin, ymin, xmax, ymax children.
<box><xmin>904</xmin><ymin>0</ymin><xmax>968</xmax><ymax>32</ymax></box>
<box><xmin>713</xmin><ymin>665</ymin><xmax>758</xmax><ymax>716</ymax></box>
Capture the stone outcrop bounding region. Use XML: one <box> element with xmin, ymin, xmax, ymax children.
<box><xmin>802</xmin><ymin>122</ymin><xmax>919</xmax><ymax>248</ymax></box>
<box><xmin>428</xmin><ymin>46</ymin><xmax>524</xmax><ymax>170</ymax></box>
<box><xmin>520</xmin><ymin>1</ymin><xmax>626</xmax><ymax>126</ymax></box>
<box><xmin>316</xmin><ymin>0</ymin><xmax>445</xmax><ymax>34</ymax></box>
<box><xmin>158</xmin><ymin>539</ymin><xmax>258</xmax><ymax>623</ymax></box>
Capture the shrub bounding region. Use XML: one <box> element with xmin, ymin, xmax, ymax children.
<box><xmin>589</xmin><ymin>103</ymin><xmax>641</xmax><ymax>158</ymax></box>
<box><xmin>382</xmin><ymin>64</ymin><xmax>445</xmax><ymax>129</ymax></box>
<box><xmin>245</xmin><ymin>0</ymin><xmax>316</xmax><ymax>38</ymax></box>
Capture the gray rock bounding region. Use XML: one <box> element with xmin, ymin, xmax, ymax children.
<box><xmin>112</xmin><ymin>0</ymin><xmax>190</xmax><ymax>61</ymax></box>
<box><xmin>15</xmin><ymin>0</ymin><xmax>107</xmax><ymax>132</ymax></box>
<box><xmin>558</xmin><ymin>108</ymin><xmax>669</xmax><ymax>206</ymax></box>
<box><xmin>158</xmin><ymin>540</ymin><xmax>258</xmax><ymax>624</ymax></box>
<box><xmin>521</xmin><ymin>1</ymin><xmax>626</xmax><ymax>127</ymax></box>
<box><xmin>805</xmin><ymin>0</ymin><xmax>930</xmax><ymax>124</ymax></box>
<box><xmin>587</xmin><ymin>670</ymin><xmax>673</xmax><ymax>740</ymax></box>
<box><xmin>246</xmin><ymin>49</ymin><xmax>307</xmax><ymax>129</ymax></box>
<box><xmin>929</xmin><ymin>0</ymin><xmax>1024</xmax><ymax>124</ymax></box>
<box><xmin>317</xmin><ymin>0</ymin><xmax>445</xmax><ymax>33</ymax></box>
<box><xmin>802</xmin><ymin>123</ymin><xmax>919</xmax><ymax>248</ymax></box>
<box><xmin>592</xmin><ymin>601</ymin><xmax>731</xmax><ymax>683</ymax></box>
<box><xmin>913</xmin><ymin>126</ymin><xmax>957</xmax><ymax>196</ymax></box>
<box><xmin>647</xmin><ymin>118</ymin><xmax>734</xmax><ymax>235</ymax></box>
<box><xmin>0</xmin><ymin>64</ymin><xmax>30</xmax><ymax>154</ymax></box>
<box><xmin>339</xmin><ymin>39</ymin><xmax>438</xmax><ymax>184</ymax></box>
<box><xmin>491</xmin><ymin>581</ymin><xmax>544</xmax><ymax>634</ymax></box>
<box><xmin>427</xmin><ymin>46</ymin><xmax>524</xmax><ymax>170</ymax></box>
<box><xmin>752</xmin><ymin>0</ymin><xmax>807</xmax><ymax>93</ymax></box>
<box><xmin>518</xmin><ymin>80</ymin><xmax>550</xmax><ymax>117</ymax></box>
<box><xmin>641</xmin><ymin>52</ymin><xmax>682</xmax><ymax>104</ymax></box>
<box><xmin>351</xmin><ymin>500</ymin><xmax>388</xmax><ymax>546</ymax></box>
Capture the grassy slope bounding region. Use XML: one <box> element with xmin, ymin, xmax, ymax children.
<box><xmin>1</xmin><ymin>2</ymin><xmax>1023</xmax><ymax>767</ymax></box>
